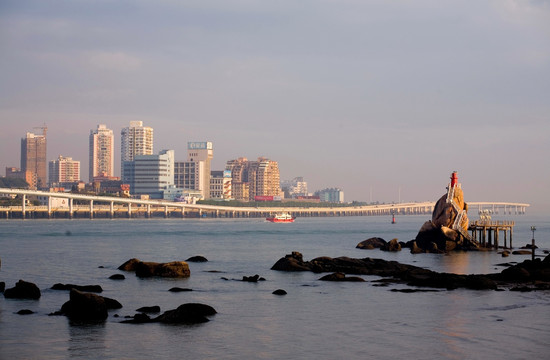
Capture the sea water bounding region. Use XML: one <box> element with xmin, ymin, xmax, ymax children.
<box><xmin>0</xmin><ymin>214</ymin><xmax>548</xmax><ymax>359</ymax></box>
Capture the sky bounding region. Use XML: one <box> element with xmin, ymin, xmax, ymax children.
<box><xmin>1</xmin><ymin>0</ymin><xmax>549</xmax><ymax>213</ymax></box>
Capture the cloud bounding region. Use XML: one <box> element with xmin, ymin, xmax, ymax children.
<box><xmin>87</xmin><ymin>51</ymin><xmax>142</xmax><ymax>72</ymax></box>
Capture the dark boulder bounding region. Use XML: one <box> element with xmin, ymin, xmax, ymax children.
<box><xmin>154</xmin><ymin>303</ymin><xmax>217</xmax><ymax>324</ymax></box>
<box><xmin>271</xmin><ymin>251</ymin><xmax>315</xmax><ymax>272</ymax></box>
<box><xmin>104</xmin><ymin>297</ymin><xmax>123</xmax><ymax>310</ymax></box>
<box><xmin>169</xmin><ymin>287</ymin><xmax>193</xmax><ymax>292</ymax></box>
<box><xmin>17</xmin><ymin>309</ymin><xmax>34</xmax><ymax>315</ymax></box>
<box><xmin>319</xmin><ymin>272</ymin><xmax>365</xmax><ymax>282</ymax></box>
<box><xmin>109</xmin><ymin>274</ymin><xmax>125</xmax><ymax>280</ymax></box>
<box><xmin>118</xmin><ymin>258</ymin><xmax>141</xmax><ymax>271</ymax></box>
<box><xmin>512</xmin><ymin>250</ymin><xmax>532</xmax><ymax>255</ymax></box>
<box><xmin>186</xmin><ymin>255</ymin><xmax>208</xmax><ymax>262</ymax></box>
<box><xmin>137</xmin><ymin>306</ymin><xmax>161</xmax><ymax>313</ymax></box>
<box><xmin>135</xmin><ymin>261</ymin><xmax>190</xmax><ymax>278</ymax></box>
<box><xmin>4</xmin><ymin>280</ymin><xmax>41</xmax><ymax>299</ymax></box>
<box><xmin>0</xmin><ymin>281</ymin><xmax>5</xmax><ymax>292</ymax></box>
<box><xmin>60</xmin><ymin>289</ymin><xmax>109</xmax><ymax>321</ymax></box>
<box><xmin>272</xmin><ymin>289</ymin><xmax>287</xmax><ymax>295</ymax></box>
<box><xmin>51</xmin><ymin>284</ymin><xmax>103</xmax><ymax>293</ymax></box>
<box><xmin>356</xmin><ymin>237</ymin><xmax>386</xmax><ymax>250</ymax></box>
<box><xmin>242</xmin><ymin>274</ymin><xmax>265</xmax><ymax>282</ymax></box>
<box><xmin>121</xmin><ymin>313</ymin><xmax>153</xmax><ymax>324</ymax></box>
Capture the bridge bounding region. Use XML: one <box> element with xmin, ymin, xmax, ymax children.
<box><xmin>0</xmin><ymin>188</ymin><xmax>530</xmax><ymax>219</ymax></box>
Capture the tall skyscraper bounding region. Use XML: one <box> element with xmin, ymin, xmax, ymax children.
<box><xmin>49</xmin><ymin>156</ymin><xmax>80</xmax><ymax>186</ymax></box>
<box><xmin>121</xmin><ymin>121</ymin><xmax>153</xmax><ymax>180</ymax></box>
<box><xmin>21</xmin><ymin>126</ymin><xmax>47</xmax><ymax>189</ymax></box>
<box><xmin>89</xmin><ymin>124</ymin><xmax>114</xmax><ymax>182</ymax></box>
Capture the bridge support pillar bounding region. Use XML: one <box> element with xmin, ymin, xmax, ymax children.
<box><xmin>110</xmin><ymin>201</ymin><xmax>114</xmax><ymax>218</ymax></box>
<box><xmin>128</xmin><ymin>203</ymin><xmax>132</xmax><ymax>218</ymax></box>
<box><xmin>90</xmin><ymin>200</ymin><xmax>94</xmax><ymax>219</ymax></box>
<box><xmin>47</xmin><ymin>196</ymin><xmax>52</xmax><ymax>219</ymax></box>
<box><xmin>164</xmin><ymin>205</ymin><xmax>168</xmax><ymax>218</ymax></box>
<box><xmin>21</xmin><ymin>194</ymin><xmax>26</xmax><ymax>219</ymax></box>
<box><xmin>69</xmin><ymin>199</ymin><xmax>74</xmax><ymax>219</ymax></box>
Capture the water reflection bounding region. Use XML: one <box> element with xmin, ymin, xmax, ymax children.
<box><xmin>68</xmin><ymin>321</ymin><xmax>106</xmax><ymax>358</ymax></box>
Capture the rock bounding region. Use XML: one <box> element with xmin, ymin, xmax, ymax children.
<box><xmin>61</xmin><ymin>289</ymin><xmax>108</xmax><ymax>321</ymax></box>
<box><xmin>0</xmin><ymin>282</ymin><xmax>5</xmax><ymax>292</ymax></box>
<box><xmin>242</xmin><ymin>274</ymin><xmax>265</xmax><ymax>282</ymax></box>
<box><xmin>356</xmin><ymin>237</ymin><xmax>386</xmax><ymax>250</ymax></box>
<box><xmin>186</xmin><ymin>255</ymin><xmax>208</xmax><ymax>262</ymax></box>
<box><xmin>137</xmin><ymin>306</ymin><xmax>161</xmax><ymax>313</ymax></box>
<box><xmin>381</xmin><ymin>238</ymin><xmax>401</xmax><ymax>252</ymax></box>
<box><xmin>51</xmin><ymin>284</ymin><xmax>103</xmax><ymax>293</ymax></box>
<box><xmin>109</xmin><ymin>274</ymin><xmax>125</xmax><ymax>280</ymax></box>
<box><xmin>135</xmin><ymin>261</ymin><xmax>190</xmax><ymax>278</ymax></box>
<box><xmin>104</xmin><ymin>297</ymin><xmax>123</xmax><ymax>310</ymax></box>
<box><xmin>512</xmin><ymin>250</ymin><xmax>532</xmax><ymax>255</ymax></box>
<box><xmin>501</xmin><ymin>251</ymin><xmax>510</xmax><ymax>257</ymax></box>
<box><xmin>121</xmin><ymin>313</ymin><xmax>153</xmax><ymax>324</ymax></box>
<box><xmin>272</xmin><ymin>289</ymin><xmax>287</xmax><ymax>295</ymax></box>
<box><xmin>4</xmin><ymin>280</ymin><xmax>41</xmax><ymax>299</ymax></box>
<box><xmin>410</xmin><ymin>241</ymin><xmax>423</xmax><ymax>254</ymax></box>
<box><xmin>271</xmin><ymin>251</ymin><xmax>315</xmax><ymax>272</ymax></box>
<box><xmin>154</xmin><ymin>303</ymin><xmax>216</xmax><ymax>324</ymax></box>
<box><xmin>521</xmin><ymin>244</ymin><xmax>538</xmax><ymax>249</ymax></box>
<box><xmin>169</xmin><ymin>287</ymin><xmax>193</xmax><ymax>292</ymax></box>
<box><xmin>17</xmin><ymin>309</ymin><xmax>34</xmax><ymax>315</ymax></box>
<box><xmin>118</xmin><ymin>258</ymin><xmax>141</xmax><ymax>271</ymax></box>
<box><xmin>319</xmin><ymin>272</ymin><xmax>365</xmax><ymax>282</ymax></box>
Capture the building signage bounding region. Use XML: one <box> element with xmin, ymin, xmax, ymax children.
<box><xmin>188</xmin><ymin>142</ymin><xmax>213</xmax><ymax>150</ymax></box>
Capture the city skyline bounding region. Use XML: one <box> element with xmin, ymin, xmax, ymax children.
<box><xmin>1</xmin><ymin>1</ymin><xmax>549</xmax><ymax>212</ymax></box>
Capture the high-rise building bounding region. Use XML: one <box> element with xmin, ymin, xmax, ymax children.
<box><xmin>174</xmin><ymin>142</ymin><xmax>214</xmax><ymax>199</ymax></box>
<box><xmin>89</xmin><ymin>124</ymin><xmax>114</xmax><ymax>182</ymax></box>
<box><xmin>122</xmin><ymin>149</ymin><xmax>174</xmax><ymax>199</ymax></box>
<box><xmin>225</xmin><ymin>157</ymin><xmax>281</xmax><ymax>201</ymax></box>
<box><xmin>121</xmin><ymin>121</ymin><xmax>153</xmax><ymax>180</ymax></box>
<box><xmin>21</xmin><ymin>127</ymin><xmax>47</xmax><ymax>189</ymax></box>
<box><xmin>49</xmin><ymin>156</ymin><xmax>80</xmax><ymax>186</ymax></box>
<box><xmin>187</xmin><ymin>142</ymin><xmax>213</xmax><ymax>199</ymax></box>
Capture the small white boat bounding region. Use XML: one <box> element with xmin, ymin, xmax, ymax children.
<box><xmin>266</xmin><ymin>212</ymin><xmax>295</xmax><ymax>223</ymax></box>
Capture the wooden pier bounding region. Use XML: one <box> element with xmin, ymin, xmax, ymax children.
<box><xmin>469</xmin><ymin>220</ymin><xmax>515</xmax><ymax>249</ymax></box>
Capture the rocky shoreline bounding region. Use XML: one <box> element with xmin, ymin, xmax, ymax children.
<box><xmin>271</xmin><ymin>251</ymin><xmax>550</xmax><ymax>291</ymax></box>
<box><xmin>2</xmin><ymin>249</ymin><xmax>549</xmax><ymax>325</ymax></box>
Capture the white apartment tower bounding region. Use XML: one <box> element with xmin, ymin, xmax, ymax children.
<box><xmin>49</xmin><ymin>156</ymin><xmax>80</xmax><ymax>185</ymax></box>
<box><xmin>89</xmin><ymin>124</ymin><xmax>114</xmax><ymax>182</ymax></box>
<box><xmin>121</xmin><ymin>121</ymin><xmax>153</xmax><ymax>179</ymax></box>
<box><xmin>187</xmin><ymin>142</ymin><xmax>213</xmax><ymax>199</ymax></box>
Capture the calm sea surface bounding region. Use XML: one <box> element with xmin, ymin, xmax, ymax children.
<box><xmin>1</xmin><ymin>214</ymin><xmax>549</xmax><ymax>359</ymax></box>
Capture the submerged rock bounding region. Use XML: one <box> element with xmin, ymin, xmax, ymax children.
<box><xmin>154</xmin><ymin>303</ymin><xmax>217</xmax><ymax>324</ymax></box>
<box><xmin>51</xmin><ymin>284</ymin><xmax>103</xmax><ymax>293</ymax></box>
<box><xmin>135</xmin><ymin>261</ymin><xmax>190</xmax><ymax>278</ymax></box>
<box><xmin>356</xmin><ymin>237</ymin><xmax>386</xmax><ymax>250</ymax></box>
<box><xmin>186</xmin><ymin>255</ymin><xmax>208</xmax><ymax>262</ymax></box>
<box><xmin>4</xmin><ymin>280</ymin><xmax>41</xmax><ymax>299</ymax></box>
<box><xmin>319</xmin><ymin>272</ymin><xmax>365</xmax><ymax>282</ymax></box>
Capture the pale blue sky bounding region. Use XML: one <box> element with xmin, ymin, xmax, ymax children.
<box><xmin>1</xmin><ymin>0</ymin><xmax>549</xmax><ymax>212</ymax></box>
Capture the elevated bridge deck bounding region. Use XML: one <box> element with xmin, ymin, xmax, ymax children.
<box><xmin>0</xmin><ymin>188</ymin><xmax>530</xmax><ymax>219</ymax></box>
